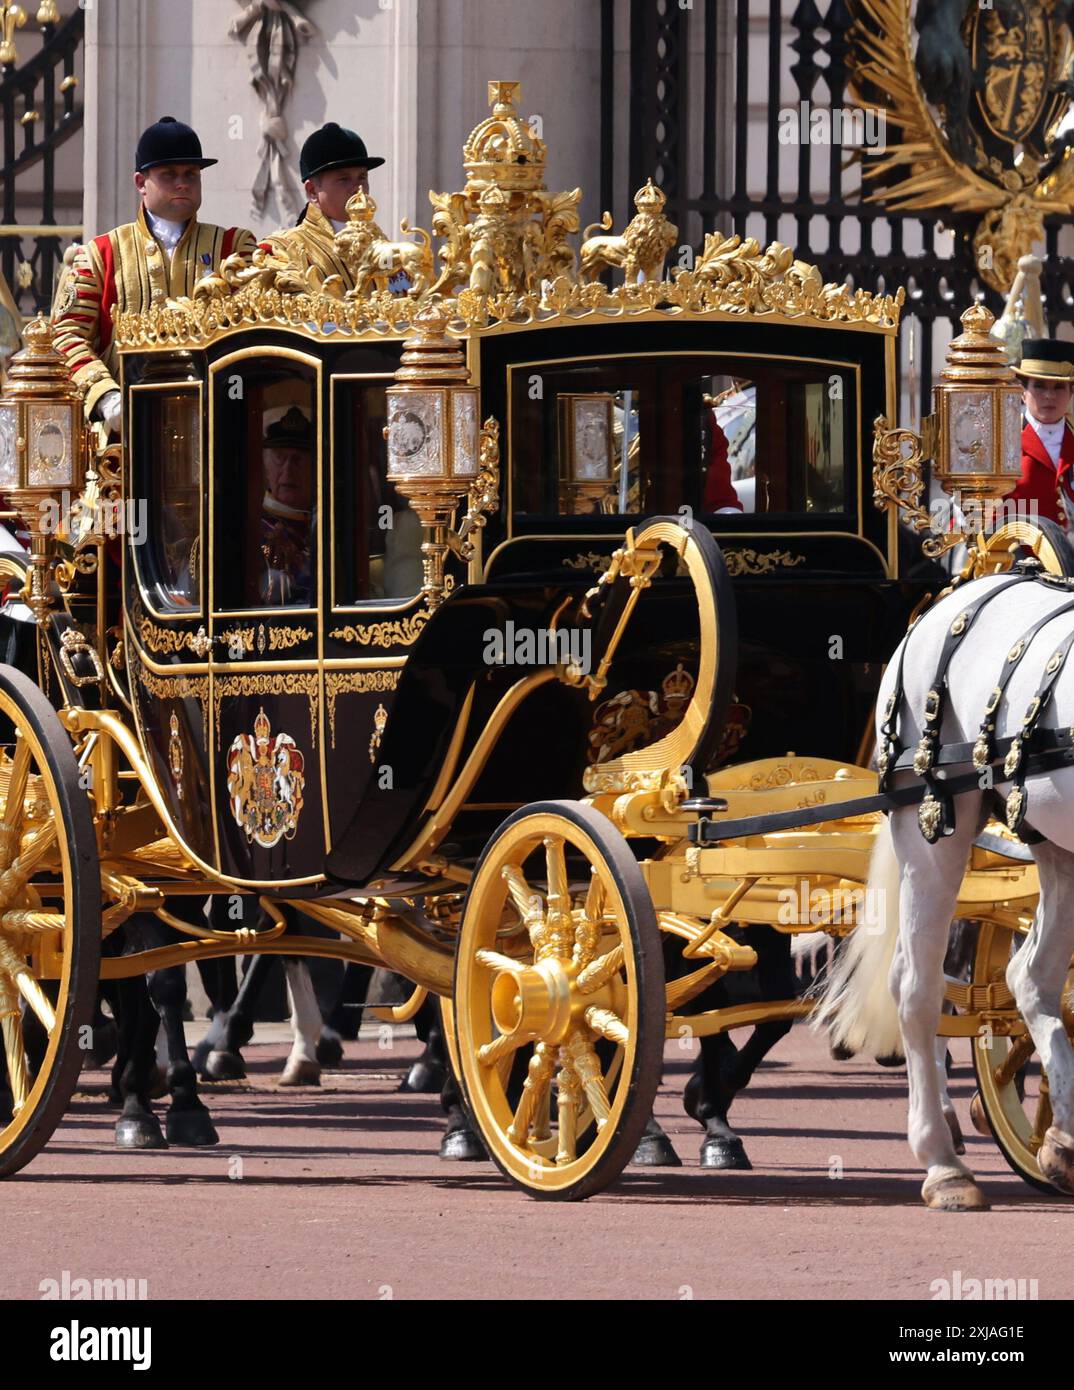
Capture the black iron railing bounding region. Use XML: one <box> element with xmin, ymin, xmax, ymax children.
<box><xmin>600</xmin><ymin>0</ymin><xmax>1065</xmax><ymax>421</ymax></box>
<box><xmin>1</xmin><ymin>6</ymin><xmax>84</xmax><ymax>316</ymax></box>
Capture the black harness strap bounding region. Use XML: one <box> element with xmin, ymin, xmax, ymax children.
<box><xmin>877</xmin><ymin>573</ymin><xmax>1030</xmax><ymax>798</ymax></box>
<box><xmin>972</xmin><ymin>596</ymin><xmax>1074</xmax><ymax>773</ymax></box>
<box><xmin>1003</xmin><ymin>623</ymin><xmax>1074</xmax><ymax>833</ymax></box>
<box><xmin>689</xmin><ymin>727</ymin><xmax>1074</xmax><ymax>845</ymax></box>
<box><xmin>910</xmin><ymin>575</ymin><xmax>1029</xmax><ymax>842</ymax></box>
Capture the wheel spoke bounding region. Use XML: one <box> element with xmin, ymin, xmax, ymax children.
<box><xmin>0</xmin><ymin>1011</ymin><xmax>29</xmax><ymax>1112</ymax></box>
<box><xmin>0</xmin><ymin>938</ymin><xmax>55</xmax><ymax>1033</ymax></box>
<box><xmin>477</xmin><ymin>1030</ymin><xmax>526</xmax><ymax>1068</ymax></box>
<box><xmin>533</xmin><ymin>1077</ymin><xmax>552</xmax><ymax>1141</ymax></box>
<box><xmin>0</xmin><ymin>822</ymin><xmax>59</xmax><ymax>909</ymax></box>
<box><xmin>544</xmin><ymin>835</ymin><xmax>568</xmax><ymax>909</ymax></box>
<box><xmin>1030</xmin><ymin>1074</ymin><xmax>1052</xmax><ymax>1152</ymax></box>
<box><xmin>501</xmin><ymin>865</ymin><xmax>543</xmax><ymax>931</ymax></box>
<box><xmin>992</xmin><ymin>1033</ymin><xmax>1034</xmax><ymax>1088</ymax></box>
<box><xmin>507</xmin><ymin>1041</ymin><xmax>555</xmax><ymax>1145</ymax></box>
<box><xmin>1</xmin><ymin>910</ymin><xmax>64</xmax><ymax>935</ymax></box>
<box><xmin>585</xmin><ymin>1005</ymin><xmax>629</xmax><ymax>1047</ymax></box>
<box><xmin>0</xmin><ymin>738</ymin><xmax>30</xmax><ymax>870</ymax></box>
<box><xmin>573</xmin><ymin>870</ymin><xmax>605</xmax><ymax>965</ymax></box>
<box><xmin>565</xmin><ymin>1031</ymin><xmax>611</xmax><ymax>1128</ymax></box>
<box><xmin>577</xmin><ymin>942</ymin><xmax>624</xmax><ymax>995</ymax></box>
<box><xmin>556</xmin><ymin>1061</ymin><xmax>582</xmax><ymax>1165</ymax></box>
<box><xmin>474</xmin><ymin>947</ymin><xmax>522</xmax><ymax>975</ymax></box>
<box><xmin>583</xmin><ymin>871</ymin><xmax>605</xmax><ymax>926</ymax></box>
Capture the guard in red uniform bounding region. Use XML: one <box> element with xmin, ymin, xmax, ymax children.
<box><xmin>1004</xmin><ymin>338</ymin><xmax>1074</xmax><ymax>529</ymax></box>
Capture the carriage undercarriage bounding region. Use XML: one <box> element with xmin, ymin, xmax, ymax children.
<box><xmin>0</xmin><ymin>506</ymin><xmax>1057</xmax><ymax>1200</ymax></box>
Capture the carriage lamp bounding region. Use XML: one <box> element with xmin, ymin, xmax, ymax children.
<box><xmin>872</xmin><ymin>301</ymin><xmax>1023</xmax><ymax>558</ymax></box>
<box><xmin>557</xmin><ymin>393</ymin><xmax>615</xmax><ymax>514</ymax></box>
<box><xmin>929</xmin><ymin>301</ymin><xmax>1024</xmax><ymax>505</ymax></box>
<box><xmin>384</xmin><ymin>301</ymin><xmax>482</xmax><ymax>608</ymax></box>
<box><xmin>0</xmin><ymin>314</ymin><xmax>87</xmax><ymax>620</ymax></box>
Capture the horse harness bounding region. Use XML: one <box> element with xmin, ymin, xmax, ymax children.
<box><xmin>688</xmin><ymin>555</ymin><xmax>1074</xmax><ymax>851</ymax></box>
<box><xmin>879</xmin><ymin>556</ymin><xmax>1074</xmax><ymax>844</ymax></box>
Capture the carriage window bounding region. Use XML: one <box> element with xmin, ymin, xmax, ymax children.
<box><xmin>212</xmin><ymin>363</ymin><xmax>318</xmax><ymax>611</ymax></box>
<box><xmin>132</xmin><ymin>386</ymin><xmax>201</xmax><ymax>610</ymax></box>
<box><xmin>510</xmin><ymin>358</ymin><xmax>850</xmax><ymax>520</ymax></box>
<box><xmin>333</xmin><ymin>377</ymin><xmax>423</xmax><ymax>604</ymax></box>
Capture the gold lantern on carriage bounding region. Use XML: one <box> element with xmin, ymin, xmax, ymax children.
<box><xmin>872</xmin><ymin>301</ymin><xmax>1028</xmax><ymax>561</ymax></box>
<box><xmin>384</xmin><ymin>301</ymin><xmax>489</xmax><ymax>609</ymax></box>
<box><xmin>927</xmin><ymin>301</ymin><xmax>1025</xmax><ymax>508</ymax></box>
<box><xmin>0</xmin><ymin>314</ymin><xmax>88</xmax><ymax>620</ymax></box>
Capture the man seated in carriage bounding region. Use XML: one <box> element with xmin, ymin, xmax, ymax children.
<box><xmin>1004</xmin><ymin>337</ymin><xmax>1074</xmax><ymax>529</ymax></box>
<box><xmin>258</xmin><ymin>404</ymin><xmax>314</xmax><ymax>606</ymax></box>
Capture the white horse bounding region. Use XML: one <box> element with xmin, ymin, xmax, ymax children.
<box><xmin>815</xmin><ymin>570</ymin><xmax>1074</xmax><ymax>1210</ymax></box>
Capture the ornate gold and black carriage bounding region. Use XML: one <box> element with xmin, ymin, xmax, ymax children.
<box><xmin>0</xmin><ymin>81</ymin><xmax>1056</xmax><ymax>1199</ymax></box>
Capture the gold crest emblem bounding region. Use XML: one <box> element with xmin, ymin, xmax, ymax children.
<box><xmin>168</xmin><ymin>711</ymin><xmax>184</xmax><ymax>800</ymax></box>
<box><xmin>225</xmin><ymin>707</ymin><xmax>305</xmax><ymax>848</ymax></box>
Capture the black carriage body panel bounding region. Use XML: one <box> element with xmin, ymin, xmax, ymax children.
<box><xmin>124</xmin><ymin>331</ymin><xmax>413</xmax><ymax>885</ymax></box>
<box><xmin>475</xmin><ymin>316</ymin><xmax>893</xmax><ymax>565</ymax></box>
<box><xmin>118</xmin><ymin>313</ymin><xmax>931</xmax><ymax>894</ymax></box>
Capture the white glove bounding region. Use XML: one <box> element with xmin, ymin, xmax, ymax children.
<box><xmin>96</xmin><ymin>389</ymin><xmax>122</xmax><ymax>434</ymax></box>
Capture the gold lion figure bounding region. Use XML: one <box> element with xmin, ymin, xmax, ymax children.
<box><xmin>579</xmin><ymin>178</ymin><xmax>679</xmax><ymax>286</ymax></box>
<box><xmin>337</xmin><ymin>189</ymin><xmax>434</xmax><ymax>299</ymax></box>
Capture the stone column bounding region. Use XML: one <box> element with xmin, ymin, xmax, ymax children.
<box><xmin>82</xmin><ymin>0</ymin><xmax>153</xmax><ymax>238</ymax></box>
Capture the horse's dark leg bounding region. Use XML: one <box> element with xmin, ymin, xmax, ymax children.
<box><xmin>196</xmin><ymin>955</ymin><xmax>238</xmax><ymax>1016</ymax></box>
<box><xmin>148</xmin><ymin>963</ymin><xmax>219</xmax><ymax>1146</ymax></box>
<box><xmin>400</xmin><ymin>993</ymin><xmax>446</xmax><ymax>1095</ymax></box>
<box><xmin>327</xmin><ymin>962</ymin><xmax>372</xmax><ymax>1041</ymax></box>
<box><xmin>318</xmin><ymin>962</ymin><xmax>372</xmax><ymax>1062</ymax></box>
<box><xmin>686</xmin><ymin>1031</ymin><xmax>753</xmax><ymax>1169</ymax></box>
<box><xmin>200</xmin><ymin>951</ymin><xmax>277</xmax><ymax>1081</ymax></box>
<box><xmin>631</xmin><ymin>1113</ymin><xmax>682</xmax><ymax>1166</ymax></box>
<box><xmin>105</xmin><ymin>974</ymin><xmax>166</xmax><ymax>1149</ymax></box>
<box><xmin>686</xmin><ymin>926</ymin><xmax>796</xmax><ymax>1169</ymax></box>
<box><xmin>429</xmin><ymin>1002</ymin><xmax>485</xmax><ymax>1162</ymax></box>
<box><xmin>80</xmin><ymin>994</ymin><xmax>117</xmax><ymax>1069</ymax></box>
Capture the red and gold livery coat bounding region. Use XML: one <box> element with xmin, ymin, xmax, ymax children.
<box><xmin>259</xmin><ymin>204</ymin><xmax>355</xmax><ymax>292</ymax></box>
<box><xmin>51</xmin><ymin>206</ymin><xmax>256</xmax><ymax>419</ymax></box>
<box><xmin>1005</xmin><ymin>420</ymin><xmax>1074</xmax><ymax>529</ymax></box>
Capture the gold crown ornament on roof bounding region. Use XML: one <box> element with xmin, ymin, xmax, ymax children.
<box><xmin>113</xmin><ymin>76</ymin><xmax>905</xmax><ymax>347</ymax></box>
<box><xmin>462</xmin><ymin>81</ymin><xmax>547</xmax><ymax>193</ymax></box>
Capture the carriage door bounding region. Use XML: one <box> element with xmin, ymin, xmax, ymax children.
<box><xmin>323</xmin><ymin>351</ymin><xmax>420</xmax><ymax>846</ymax></box>
<box><xmin>208</xmin><ymin>346</ymin><xmax>325</xmax><ymax>886</ymax></box>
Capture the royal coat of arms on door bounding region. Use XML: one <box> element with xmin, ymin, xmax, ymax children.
<box><xmin>225</xmin><ymin>707</ymin><xmax>305</xmax><ymax>848</ymax></box>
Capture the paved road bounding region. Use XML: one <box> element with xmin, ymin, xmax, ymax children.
<box><xmin>4</xmin><ymin>1023</ymin><xmax>1071</xmax><ymax>1301</ymax></box>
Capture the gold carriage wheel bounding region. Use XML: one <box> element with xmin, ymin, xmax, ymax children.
<box><xmin>970</xmin><ymin>919</ymin><xmax>1072</xmax><ymax>1198</ymax></box>
<box><xmin>0</xmin><ymin>666</ymin><xmax>100</xmax><ymax>1177</ymax></box>
<box><xmin>454</xmin><ymin>800</ymin><xmax>664</xmax><ymax>1200</ymax></box>
<box><xmin>971</xmin><ymin>519</ymin><xmax>1074</xmax><ymax>579</ymax></box>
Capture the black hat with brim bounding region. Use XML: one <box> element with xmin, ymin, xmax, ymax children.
<box><xmin>263</xmin><ymin>406</ymin><xmax>313</xmax><ymax>451</ymax></box>
<box><xmin>1015</xmin><ymin>337</ymin><xmax>1074</xmax><ymax>382</ymax></box>
<box><xmin>136</xmin><ymin>116</ymin><xmax>218</xmax><ymax>173</ymax></box>
<box><xmin>300</xmin><ymin>122</ymin><xmax>385</xmax><ymax>181</ymax></box>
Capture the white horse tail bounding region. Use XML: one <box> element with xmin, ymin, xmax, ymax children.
<box><xmin>811</xmin><ymin>817</ymin><xmax>902</xmax><ymax>1057</ymax></box>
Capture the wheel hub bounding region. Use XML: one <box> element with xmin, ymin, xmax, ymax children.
<box><xmin>490</xmin><ymin>956</ymin><xmax>574</xmax><ymax>1045</ymax></box>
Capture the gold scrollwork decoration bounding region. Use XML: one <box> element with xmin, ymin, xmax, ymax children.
<box><xmin>134</xmin><ymin>663</ymin><xmax>210</xmax><ymax>745</ymax></box>
<box><xmin>562</xmin><ymin>552</ymin><xmax>615</xmax><ymax>574</ymax></box>
<box><xmin>136</xmin><ymin>616</ymin><xmax>211</xmax><ymax>658</ymax></box>
<box><xmin>217</xmin><ymin>624</ymin><xmax>312</xmax><ymax>655</ymax></box>
<box><xmin>736</xmin><ymin>762</ymin><xmax>823</xmax><ymax>791</ymax></box>
<box><xmin>721</xmin><ymin>548</ymin><xmax>807</xmax><ymax>577</ymax></box>
<box><xmin>213</xmin><ymin>672</ymin><xmax>320</xmax><ymax>752</ymax></box>
<box><xmin>270</xmin><ymin>626</ymin><xmax>310</xmax><ymax>651</ymax></box>
<box><xmin>329</xmin><ymin>611</ymin><xmax>428</xmax><ymax>648</ymax></box>
<box><xmin>872</xmin><ymin>414</ymin><xmax>966</xmax><ymax>559</ymax></box>
<box><xmin>325</xmin><ymin>669</ymin><xmax>400</xmax><ymax>748</ymax></box>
